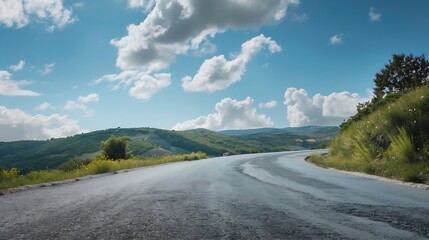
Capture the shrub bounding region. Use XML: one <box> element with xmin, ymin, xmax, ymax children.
<box><xmin>101</xmin><ymin>136</ymin><xmax>131</xmax><ymax>160</ymax></box>
<box><xmin>58</xmin><ymin>158</ymin><xmax>93</xmax><ymax>172</ymax></box>
<box><xmin>0</xmin><ymin>168</ymin><xmax>20</xmax><ymax>181</ymax></box>
<box><xmin>87</xmin><ymin>160</ymin><xmax>114</xmax><ymax>174</ymax></box>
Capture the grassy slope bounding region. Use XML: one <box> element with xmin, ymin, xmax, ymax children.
<box><xmin>310</xmin><ymin>85</ymin><xmax>429</xmax><ymax>183</ymax></box>
<box><xmin>0</xmin><ymin>128</ymin><xmax>151</xmax><ymax>172</ymax></box>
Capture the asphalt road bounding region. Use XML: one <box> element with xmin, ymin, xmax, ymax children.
<box><xmin>1</xmin><ymin>150</ymin><xmax>429</xmax><ymax>239</ymax></box>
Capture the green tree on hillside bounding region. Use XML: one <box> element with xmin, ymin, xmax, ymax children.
<box><xmin>374</xmin><ymin>54</ymin><xmax>429</xmax><ymax>98</ymax></box>
<box><xmin>101</xmin><ymin>136</ymin><xmax>131</xmax><ymax>160</ymax></box>
<box><xmin>341</xmin><ymin>53</ymin><xmax>429</xmax><ymax>130</ymax></box>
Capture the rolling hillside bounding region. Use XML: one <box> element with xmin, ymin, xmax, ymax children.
<box><xmin>311</xmin><ymin>85</ymin><xmax>429</xmax><ymax>183</ymax></box>
<box><xmin>221</xmin><ymin>126</ymin><xmax>339</xmax><ymax>149</ymax></box>
<box><xmin>0</xmin><ymin>126</ymin><xmax>339</xmax><ymax>173</ymax></box>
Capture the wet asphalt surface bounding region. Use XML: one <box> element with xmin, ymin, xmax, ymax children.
<box><xmin>1</xmin><ymin>150</ymin><xmax>429</xmax><ymax>239</ymax></box>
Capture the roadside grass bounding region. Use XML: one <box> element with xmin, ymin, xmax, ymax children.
<box><xmin>0</xmin><ymin>152</ymin><xmax>206</xmax><ymax>190</ymax></box>
<box><xmin>308</xmin><ymin>85</ymin><xmax>429</xmax><ymax>184</ymax></box>
<box><xmin>308</xmin><ymin>154</ymin><xmax>429</xmax><ymax>183</ymax></box>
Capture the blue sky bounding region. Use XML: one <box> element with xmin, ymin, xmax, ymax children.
<box><xmin>1</xmin><ymin>0</ymin><xmax>428</xmax><ymax>141</ymax></box>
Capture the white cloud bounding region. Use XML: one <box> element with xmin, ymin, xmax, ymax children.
<box><xmin>35</xmin><ymin>102</ymin><xmax>54</xmax><ymax>111</ymax></box>
<box><xmin>128</xmin><ymin>73</ymin><xmax>171</xmax><ymax>100</ymax></box>
<box><xmin>182</xmin><ymin>34</ymin><xmax>281</xmax><ymax>92</ymax></box>
<box><xmin>0</xmin><ymin>105</ymin><xmax>81</xmax><ymax>141</ymax></box>
<box><xmin>40</xmin><ymin>63</ymin><xmax>55</xmax><ymax>75</ymax></box>
<box><xmin>369</xmin><ymin>7</ymin><xmax>381</xmax><ymax>22</ymax></box>
<box><xmin>0</xmin><ymin>70</ymin><xmax>40</xmax><ymax>96</ymax></box>
<box><xmin>9</xmin><ymin>60</ymin><xmax>25</xmax><ymax>71</ymax></box>
<box><xmin>259</xmin><ymin>100</ymin><xmax>278</xmax><ymax>109</ymax></box>
<box><xmin>329</xmin><ymin>33</ymin><xmax>343</xmax><ymax>45</ymax></box>
<box><xmin>113</xmin><ymin>0</ymin><xmax>297</xmax><ymax>72</ymax></box>
<box><xmin>95</xmin><ymin>71</ymin><xmax>171</xmax><ymax>101</ymax></box>
<box><xmin>0</xmin><ymin>0</ymin><xmax>76</xmax><ymax>31</ymax></box>
<box><xmin>283</xmin><ymin>88</ymin><xmax>370</xmax><ymax>127</ymax></box>
<box><xmin>64</xmin><ymin>93</ymin><xmax>99</xmax><ymax>116</ymax></box>
<box><xmin>173</xmin><ymin>97</ymin><xmax>273</xmax><ymax>131</ymax></box>
<box><xmin>128</xmin><ymin>0</ymin><xmax>155</xmax><ymax>11</ymax></box>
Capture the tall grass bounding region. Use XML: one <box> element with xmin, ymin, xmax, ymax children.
<box><xmin>309</xmin><ymin>85</ymin><xmax>429</xmax><ymax>183</ymax></box>
<box><xmin>0</xmin><ymin>152</ymin><xmax>207</xmax><ymax>190</ymax></box>
<box><xmin>388</xmin><ymin>128</ymin><xmax>416</xmax><ymax>163</ymax></box>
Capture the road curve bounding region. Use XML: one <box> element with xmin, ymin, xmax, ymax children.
<box><xmin>1</xmin><ymin>150</ymin><xmax>429</xmax><ymax>239</ymax></box>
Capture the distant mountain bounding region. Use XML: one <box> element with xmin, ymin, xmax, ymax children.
<box><xmin>220</xmin><ymin>126</ymin><xmax>339</xmax><ymax>151</ymax></box>
<box><xmin>0</xmin><ymin>126</ymin><xmax>339</xmax><ymax>173</ymax></box>
<box><xmin>220</xmin><ymin>126</ymin><xmax>340</xmax><ymax>136</ymax></box>
<box><xmin>218</xmin><ymin>128</ymin><xmax>278</xmax><ymax>136</ymax></box>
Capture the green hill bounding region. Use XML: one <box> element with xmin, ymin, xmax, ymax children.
<box><xmin>311</xmin><ymin>85</ymin><xmax>429</xmax><ymax>183</ymax></box>
<box><xmin>0</xmin><ymin>126</ymin><xmax>338</xmax><ymax>173</ymax></box>
<box><xmin>221</xmin><ymin>126</ymin><xmax>339</xmax><ymax>150</ymax></box>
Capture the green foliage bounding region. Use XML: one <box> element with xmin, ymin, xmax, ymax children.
<box><xmin>0</xmin><ymin>168</ymin><xmax>20</xmax><ymax>181</ymax></box>
<box><xmin>101</xmin><ymin>136</ymin><xmax>131</xmax><ymax>160</ymax></box>
<box><xmin>342</xmin><ymin>53</ymin><xmax>428</xmax><ymax>131</ymax></box>
<box><xmin>315</xmin><ymin>85</ymin><xmax>429</xmax><ymax>183</ymax></box>
<box><xmin>374</xmin><ymin>54</ymin><xmax>429</xmax><ymax>98</ymax></box>
<box><xmin>86</xmin><ymin>159</ymin><xmax>114</xmax><ymax>174</ymax></box>
<box><xmin>387</xmin><ymin>128</ymin><xmax>416</xmax><ymax>163</ymax></box>
<box><xmin>341</xmin><ymin>93</ymin><xmax>403</xmax><ymax>130</ymax></box>
<box><xmin>57</xmin><ymin>158</ymin><xmax>93</xmax><ymax>172</ymax></box>
<box><xmin>0</xmin><ymin>152</ymin><xmax>207</xmax><ymax>190</ymax></box>
<box><xmin>0</xmin><ymin>128</ymin><xmax>145</xmax><ymax>173</ymax></box>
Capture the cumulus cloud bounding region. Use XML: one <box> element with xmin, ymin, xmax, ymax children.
<box><xmin>40</xmin><ymin>63</ymin><xmax>55</xmax><ymax>75</ymax></box>
<box><xmin>9</xmin><ymin>60</ymin><xmax>25</xmax><ymax>71</ymax></box>
<box><xmin>35</xmin><ymin>102</ymin><xmax>54</xmax><ymax>111</ymax></box>
<box><xmin>259</xmin><ymin>100</ymin><xmax>278</xmax><ymax>109</ymax></box>
<box><xmin>284</xmin><ymin>88</ymin><xmax>370</xmax><ymax>127</ymax></box>
<box><xmin>64</xmin><ymin>93</ymin><xmax>99</xmax><ymax>116</ymax></box>
<box><xmin>0</xmin><ymin>105</ymin><xmax>81</xmax><ymax>141</ymax></box>
<box><xmin>369</xmin><ymin>7</ymin><xmax>381</xmax><ymax>22</ymax></box>
<box><xmin>0</xmin><ymin>70</ymin><xmax>40</xmax><ymax>96</ymax></box>
<box><xmin>173</xmin><ymin>97</ymin><xmax>273</xmax><ymax>131</ymax></box>
<box><xmin>0</xmin><ymin>0</ymin><xmax>76</xmax><ymax>31</ymax></box>
<box><xmin>128</xmin><ymin>74</ymin><xmax>171</xmax><ymax>100</ymax></box>
<box><xmin>329</xmin><ymin>33</ymin><xmax>343</xmax><ymax>45</ymax></box>
<box><xmin>113</xmin><ymin>0</ymin><xmax>297</xmax><ymax>72</ymax></box>
<box><xmin>95</xmin><ymin>71</ymin><xmax>171</xmax><ymax>101</ymax></box>
<box><xmin>182</xmin><ymin>34</ymin><xmax>281</xmax><ymax>92</ymax></box>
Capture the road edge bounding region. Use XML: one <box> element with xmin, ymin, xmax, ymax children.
<box><xmin>304</xmin><ymin>155</ymin><xmax>429</xmax><ymax>191</ymax></box>
<box><xmin>0</xmin><ymin>160</ymin><xmax>189</xmax><ymax>196</ymax></box>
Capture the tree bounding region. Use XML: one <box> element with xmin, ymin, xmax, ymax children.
<box><xmin>341</xmin><ymin>53</ymin><xmax>428</xmax><ymax>131</ymax></box>
<box><xmin>101</xmin><ymin>136</ymin><xmax>131</xmax><ymax>160</ymax></box>
<box><xmin>374</xmin><ymin>54</ymin><xmax>429</xmax><ymax>98</ymax></box>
